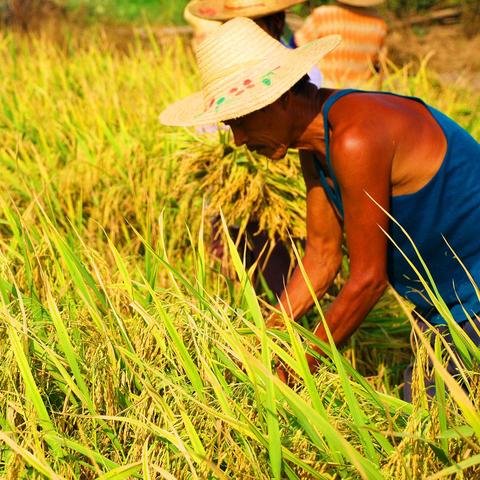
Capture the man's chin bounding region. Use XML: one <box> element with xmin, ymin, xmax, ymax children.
<box><xmin>247</xmin><ymin>145</ymin><xmax>287</xmax><ymax>160</ymax></box>
<box><xmin>269</xmin><ymin>148</ymin><xmax>288</xmax><ymax>160</ymax></box>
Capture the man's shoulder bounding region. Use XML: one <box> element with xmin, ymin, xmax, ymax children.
<box><xmin>328</xmin><ymin>90</ymin><xmax>383</xmax><ymax>122</ymax></box>
<box><xmin>330</xmin><ymin>124</ymin><xmax>371</xmax><ymax>156</ymax></box>
<box><xmin>328</xmin><ymin>93</ymin><xmax>394</xmax><ymax>151</ymax></box>
<box><xmin>329</xmin><ymin>90</ymin><xmax>406</xmax><ymax>121</ymax></box>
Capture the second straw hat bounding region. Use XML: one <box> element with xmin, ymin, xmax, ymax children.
<box><xmin>160</xmin><ymin>17</ymin><xmax>341</xmax><ymax>127</ymax></box>
<box><xmin>337</xmin><ymin>0</ymin><xmax>385</xmax><ymax>6</ymax></box>
<box><xmin>189</xmin><ymin>0</ymin><xmax>305</xmax><ymax>21</ymax></box>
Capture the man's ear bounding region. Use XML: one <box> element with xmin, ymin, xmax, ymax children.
<box><xmin>274</xmin><ymin>14</ymin><xmax>286</xmax><ymax>40</ymax></box>
<box><xmin>279</xmin><ymin>90</ymin><xmax>292</xmax><ymax>110</ymax></box>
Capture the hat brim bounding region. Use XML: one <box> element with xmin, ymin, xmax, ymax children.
<box><xmin>338</xmin><ymin>0</ymin><xmax>385</xmax><ymax>6</ymax></box>
<box><xmin>184</xmin><ymin>2</ymin><xmax>222</xmax><ymax>31</ymax></box>
<box><xmin>160</xmin><ymin>34</ymin><xmax>341</xmax><ymax>127</ymax></box>
<box><xmin>188</xmin><ymin>0</ymin><xmax>305</xmax><ymax>21</ymax></box>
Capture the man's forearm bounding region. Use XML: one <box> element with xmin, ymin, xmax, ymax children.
<box><xmin>273</xmin><ymin>248</ymin><xmax>341</xmax><ymax>321</ymax></box>
<box><xmin>312</xmin><ymin>276</ymin><xmax>387</xmax><ymax>351</ymax></box>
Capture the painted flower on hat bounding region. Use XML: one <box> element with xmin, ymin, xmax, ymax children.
<box><xmin>201</xmin><ymin>65</ymin><xmax>281</xmax><ymax>117</ymax></box>
<box><xmin>198</xmin><ymin>7</ymin><xmax>217</xmax><ymax>16</ymax></box>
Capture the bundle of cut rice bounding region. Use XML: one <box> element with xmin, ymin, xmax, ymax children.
<box><xmin>172</xmin><ymin>131</ymin><xmax>307</xmax><ymax>246</ymax></box>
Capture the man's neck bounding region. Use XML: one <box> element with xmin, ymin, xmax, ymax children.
<box><xmin>291</xmin><ymin>88</ymin><xmax>336</xmax><ymax>154</ymax></box>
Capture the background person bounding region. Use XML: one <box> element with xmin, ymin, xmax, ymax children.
<box><xmin>186</xmin><ymin>0</ymin><xmax>303</xmax><ymax>38</ymax></box>
<box><xmin>294</xmin><ymin>0</ymin><xmax>387</xmax><ymax>87</ymax></box>
<box><xmin>184</xmin><ymin>0</ymin><xmax>321</xmax><ymax>297</ymax></box>
<box><xmin>186</xmin><ymin>0</ymin><xmax>324</xmax><ymax>85</ymax></box>
<box><xmin>184</xmin><ymin>2</ymin><xmax>222</xmax><ymax>51</ymax></box>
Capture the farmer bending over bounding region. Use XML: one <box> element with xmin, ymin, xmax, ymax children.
<box><xmin>160</xmin><ymin>18</ymin><xmax>480</xmax><ymax>399</ymax></box>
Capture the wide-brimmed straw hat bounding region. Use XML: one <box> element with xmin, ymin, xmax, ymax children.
<box><xmin>188</xmin><ymin>0</ymin><xmax>305</xmax><ymax>21</ymax></box>
<box><xmin>160</xmin><ymin>17</ymin><xmax>340</xmax><ymax>127</ymax></box>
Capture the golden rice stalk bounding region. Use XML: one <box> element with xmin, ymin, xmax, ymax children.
<box><xmin>172</xmin><ymin>131</ymin><xmax>307</xmax><ymax>246</ymax></box>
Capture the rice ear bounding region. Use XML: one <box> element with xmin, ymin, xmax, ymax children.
<box><xmin>172</xmin><ymin>134</ymin><xmax>307</xmax><ymax>258</ymax></box>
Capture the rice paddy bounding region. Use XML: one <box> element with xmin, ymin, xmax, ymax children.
<box><xmin>0</xmin><ymin>28</ymin><xmax>479</xmax><ymax>479</ymax></box>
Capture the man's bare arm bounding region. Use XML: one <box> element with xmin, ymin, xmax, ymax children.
<box><xmin>307</xmin><ymin>124</ymin><xmax>392</xmax><ymax>365</ymax></box>
<box><xmin>268</xmin><ymin>150</ymin><xmax>343</xmax><ymax>324</ymax></box>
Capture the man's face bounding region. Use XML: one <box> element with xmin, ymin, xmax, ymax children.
<box><xmin>224</xmin><ymin>98</ymin><xmax>292</xmax><ymax>160</ymax></box>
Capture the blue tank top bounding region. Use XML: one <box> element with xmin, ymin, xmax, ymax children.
<box><xmin>315</xmin><ymin>89</ymin><xmax>480</xmax><ymax>324</ymax></box>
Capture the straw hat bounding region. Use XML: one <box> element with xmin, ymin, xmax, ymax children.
<box><xmin>184</xmin><ymin>2</ymin><xmax>222</xmax><ymax>36</ymax></box>
<box><xmin>160</xmin><ymin>17</ymin><xmax>340</xmax><ymax>127</ymax></box>
<box><xmin>188</xmin><ymin>0</ymin><xmax>305</xmax><ymax>21</ymax></box>
<box><xmin>337</xmin><ymin>0</ymin><xmax>385</xmax><ymax>6</ymax></box>
<box><xmin>184</xmin><ymin>2</ymin><xmax>222</xmax><ymax>50</ymax></box>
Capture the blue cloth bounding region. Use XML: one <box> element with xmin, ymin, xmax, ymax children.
<box><xmin>314</xmin><ymin>89</ymin><xmax>480</xmax><ymax>324</ymax></box>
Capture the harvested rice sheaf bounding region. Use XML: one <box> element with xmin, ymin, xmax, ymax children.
<box><xmin>172</xmin><ymin>130</ymin><xmax>307</xmax><ymax>246</ymax></box>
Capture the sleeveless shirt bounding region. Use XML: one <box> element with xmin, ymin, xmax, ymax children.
<box><xmin>314</xmin><ymin>89</ymin><xmax>480</xmax><ymax>324</ymax></box>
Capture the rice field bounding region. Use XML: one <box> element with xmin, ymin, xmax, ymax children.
<box><xmin>65</xmin><ymin>0</ymin><xmax>188</xmax><ymax>24</ymax></box>
<box><xmin>0</xmin><ymin>28</ymin><xmax>479</xmax><ymax>479</ymax></box>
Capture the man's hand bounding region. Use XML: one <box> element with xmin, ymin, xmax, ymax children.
<box><xmin>266</xmin><ymin>312</ymin><xmax>320</xmax><ymax>383</ymax></box>
<box><xmin>273</xmin><ymin>355</ymin><xmax>296</xmax><ymax>385</ymax></box>
<box><xmin>265</xmin><ymin>312</ymin><xmax>293</xmax><ymax>384</ymax></box>
<box><xmin>265</xmin><ymin>312</ymin><xmax>286</xmax><ymax>330</ymax></box>
<box><xmin>306</xmin><ymin>350</ymin><xmax>321</xmax><ymax>374</ymax></box>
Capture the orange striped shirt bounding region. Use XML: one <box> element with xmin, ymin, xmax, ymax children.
<box><xmin>294</xmin><ymin>5</ymin><xmax>387</xmax><ymax>87</ymax></box>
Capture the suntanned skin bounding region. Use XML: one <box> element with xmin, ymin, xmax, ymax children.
<box><xmin>224</xmin><ymin>84</ymin><xmax>447</xmax><ymax>373</ymax></box>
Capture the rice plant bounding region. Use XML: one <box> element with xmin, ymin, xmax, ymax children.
<box><xmin>0</xmin><ymin>28</ymin><xmax>478</xmax><ymax>479</ymax></box>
